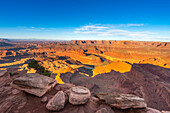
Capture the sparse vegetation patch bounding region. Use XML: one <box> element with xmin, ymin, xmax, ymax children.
<box><xmin>28</xmin><ymin>59</ymin><xmax>51</xmax><ymax>76</ymax></box>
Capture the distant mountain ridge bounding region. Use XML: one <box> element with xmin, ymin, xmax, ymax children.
<box><xmin>0</xmin><ymin>38</ymin><xmax>11</xmax><ymax>42</ymax></box>
<box><xmin>0</xmin><ymin>38</ymin><xmax>14</xmax><ymax>47</ymax></box>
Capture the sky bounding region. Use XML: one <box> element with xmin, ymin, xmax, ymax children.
<box><xmin>0</xmin><ymin>0</ymin><xmax>170</xmax><ymax>42</ymax></box>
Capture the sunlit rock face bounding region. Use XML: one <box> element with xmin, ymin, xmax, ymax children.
<box><xmin>92</xmin><ymin>61</ymin><xmax>132</xmax><ymax>77</ymax></box>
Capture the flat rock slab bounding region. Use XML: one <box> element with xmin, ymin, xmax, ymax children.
<box><xmin>71</xmin><ymin>86</ymin><xmax>89</xmax><ymax>94</ymax></box>
<box><xmin>96</xmin><ymin>93</ymin><xmax>147</xmax><ymax>109</ymax></box>
<box><xmin>11</xmin><ymin>73</ymin><xmax>57</xmax><ymax>97</ymax></box>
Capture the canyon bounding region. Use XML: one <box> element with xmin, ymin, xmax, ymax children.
<box><xmin>0</xmin><ymin>39</ymin><xmax>170</xmax><ymax>112</ymax></box>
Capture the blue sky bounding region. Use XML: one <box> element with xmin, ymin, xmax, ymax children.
<box><xmin>0</xmin><ymin>0</ymin><xmax>170</xmax><ymax>41</ymax></box>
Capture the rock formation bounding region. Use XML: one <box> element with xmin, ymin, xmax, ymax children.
<box><xmin>0</xmin><ymin>69</ymin><xmax>27</xmax><ymax>113</ymax></box>
<box><xmin>11</xmin><ymin>73</ymin><xmax>57</xmax><ymax>97</ymax></box>
<box><xmin>68</xmin><ymin>86</ymin><xmax>91</xmax><ymax>105</ymax></box>
<box><xmin>0</xmin><ymin>69</ymin><xmax>169</xmax><ymax>113</ymax></box>
<box><xmin>96</xmin><ymin>93</ymin><xmax>147</xmax><ymax>109</ymax></box>
<box><xmin>46</xmin><ymin>91</ymin><xmax>66</xmax><ymax>111</ymax></box>
<box><xmin>61</xmin><ymin>64</ymin><xmax>170</xmax><ymax>111</ymax></box>
<box><xmin>0</xmin><ymin>39</ymin><xmax>170</xmax><ymax>113</ymax></box>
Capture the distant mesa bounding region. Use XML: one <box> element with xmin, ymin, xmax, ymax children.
<box><xmin>73</xmin><ymin>40</ymin><xmax>169</xmax><ymax>47</ymax></box>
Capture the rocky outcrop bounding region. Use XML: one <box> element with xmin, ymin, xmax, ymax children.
<box><xmin>96</xmin><ymin>93</ymin><xmax>147</xmax><ymax>109</ymax></box>
<box><xmin>61</xmin><ymin>64</ymin><xmax>170</xmax><ymax>111</ymax></box>
<box><xmin>46</xmin><ymin>91</ymin><xmax>66</xmax><ymax>111</ymax></box>
<box><xmin>11</xmin><ymin>73</ymin><xmax>57</xmax><ymax>97</ymax></box>
<box><xmin>0</xmin><ymin>68</ymin><xmax>169</xmax><ymax>113</ymax></box>
<box><xmin>68</xmin><ymin>86</ymin><xmax>91</xmax><ymax>105</ymax></box>
<box><xmin>73</xmin><ymin>40</ymin><xmax>170</xmax><ymax>48</ymax></box>
<box><xmin>0</xmin><ymin>70</ymin><xmax>27</xmax><ymax>113</ymax></box>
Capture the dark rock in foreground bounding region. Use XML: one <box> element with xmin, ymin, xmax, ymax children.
<box><xmin>0</xmin><ymin>70</ymin><xmax>27</xmax><ymax>113</ymax></box>
<box><xmin>61</xmin><ymin>64</ymin><xmax>170</xmax><ymax>111</ymax></box>
<box><xmin>0</xmin><ymin>68</ymin><xmax>169</xmax><ymax>113</ymax></box>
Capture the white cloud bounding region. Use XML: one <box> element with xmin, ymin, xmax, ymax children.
<box><xmin>74</xmin><ymin>24</ymin><xmax>150</xmax><ymax>37</ymax></box>
<box><xmin>127</xmin><ymin>24</ymin><xmax>144</xmax><ymax>27</ymax></box>
<box><xmin>76</xmin><ymin>25</ymin><xmax>108</xmax><ymax>31</ymax></box>
<box><xmin>120</xmin><ymin>24</ymin><xmax>144</xmax><ymax>27</ymax></box>
<box><xmin>24</xmin><ymin>27</ymin><xmax>55</xmax><ymax>31</ymax></box>
<box><xmin>74</xmin><ymin>24</ymin><xmax>170</xmax><ymax>42</ymax></box>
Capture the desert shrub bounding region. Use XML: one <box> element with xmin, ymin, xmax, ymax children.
<box><xmin>28</xmin><ymin>60</ymin><xmax>39</xmax><ymax>69</ymax></box>
<box><xmin>9</xmin><ymin>72</ymin><xmax>13</xmax><ymax>76</ymax></box>
<box><xmin>43</xmin><ymin>70</ymin><xmax>51</xmax><ymax>76</ymax></box>
<box><xmin>87</xmin><ymin>69</ymin><xmax>93</xmax><ymax>77</ymax></box>
<box><xmin>28</xmin><ymin>60</ymin><xmax>51</xmax><ymax>77</ymax></box>
<box><xmin>37</xmin><ymin>66</ymin><xmax>45</xmax><ymax>74</ymax></box>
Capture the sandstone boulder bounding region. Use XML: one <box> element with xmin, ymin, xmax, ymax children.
<box><xmin>96</xmin><ymin>93</ymin><xmax>147</xmax><ymax>109</ymax></box>
<box><xmin>69</xmin><ymin>86</ymin><xmax>91</xmax><ymax>105</ymax></box>
<box><xmin>11</xmin><ymin>73</ymin><xmax>57</xmax><ymax>97</ymax></box>
<box><xmin>95</xmin><ymin>108</ymin><xmax>109</xmax><ymax>113</ymax></box>
<box><xmin>147</xmin><ymin>108</ymin><xmax>161</xmax><ymax>113</ymax></box>
<box><xmin>46</xmin><ymin>91</ymin><xmax>65</xmax><ymax>111</ymax></box>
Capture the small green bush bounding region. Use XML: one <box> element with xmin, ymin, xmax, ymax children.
<box><xmin>43</xmin><ymin>70</ymin><xmax>51</xmax><ymax>77</ymax></box>
<box><xmin>28</xmin><ymin>60</ymin><xmax>39</xmax><ymax>69</ymax></box>
<box><xmin>9</xmin><ymin>72</ymin><xmax>13</xmax><ymax>76</ymax></box>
